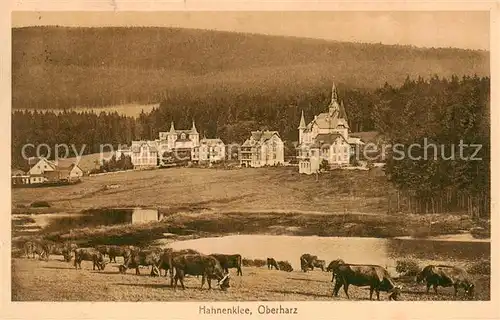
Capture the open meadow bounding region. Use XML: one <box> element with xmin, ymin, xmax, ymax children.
<box><xmin>12</xmin><ymin>166</ymin><xmax>390</xmax><ymax>215</ymax></box>
<box><xmin>11</xmin><ymin>256</ymin><xmax>490</xmax><ymax>302</ymax></box>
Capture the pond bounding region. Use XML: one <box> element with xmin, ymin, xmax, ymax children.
<box><xmin>165</xmin><ymin>235</ymin><xmax>490</xmax><ymax>273</ymax></box>
<box><xmin>13</xmin><ymin>207</ymin><xmax>161</xmax><ymax>235</ymax></box>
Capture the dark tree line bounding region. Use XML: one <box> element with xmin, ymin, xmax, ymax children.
<box><xmin>378</xmin><ymin>75</ymin><xmax>490</xmax><ymax>218</ymax></box>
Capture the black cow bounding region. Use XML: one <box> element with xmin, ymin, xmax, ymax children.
<box><xmin>172</xmin><ymin>254</ymin><xmax>230</xmax><ymax>290</ymax></box>
<box><xmin>333</xmin><ymin>264</ymin><xmax>401</xmax><ymax>300</ymax></box>
<box><xmin>267</xmin><ymin>258</ymin><xmax>280</xmax><ymax>270</ymax></box>
<box><xmin>210</xmin><ymin>254</ymin><xmax>243</xmax><ymax>276</ymax></box>
<box><xmin>416</xmin><ymin>265</ymin><xmax>475</xmax><ymax>298</ymax></box>
<box><xmin>74</xmin><ymin>248</ymin><xmax>106</xmax><ymax>271</ymax></box>
<box><xmin>327</xmin><ymin>259</ymin><xmax>346</xmax><ymax>282</ymax></box>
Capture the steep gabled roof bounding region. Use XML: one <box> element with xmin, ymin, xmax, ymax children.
<box><xmin>310</xmin><ymin>133</ymin><xmax>349</xmax><ymax>148</ymax></box>
<box><xmin>131</xmin><ymin>140</ymin><xmax>158</xmax><ymax>152</ymax></box>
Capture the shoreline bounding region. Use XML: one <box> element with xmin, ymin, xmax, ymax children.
<box><xmin>12</xmin><ymin>210</ymin><xmax>489</xmax><ymax>249</ymax></box>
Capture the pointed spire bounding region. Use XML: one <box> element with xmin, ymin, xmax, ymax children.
<box><xmin>339</xmin><ymin>100</ymin><xmax>348</xmax><ymax>120</ymax></box>
<box><xmin>191</xmin><ymin>119</ymin><xmax>198</xmax><ymax>134</ymax></box>
<box><xmin>298</xmin><ymin>110</ymin><xmax>306</xmax><ymax>129</ymax></box>
<box><xmin>329</xmin><ymin>80</ymin><xmax>340</xmax><ymax>116</ymax></box>
<box><xmin>331</xmin><ymin>81</ymin><xmax>338</xmax><ymax>103</ymax></box>
<box><xmin>169</xmin><ymin>121</ymin><xmax>175</xmax><ymax>133</ymax></box>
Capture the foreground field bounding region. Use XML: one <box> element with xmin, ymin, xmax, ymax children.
<box><xmin>11</xmin><ymin>257</ymin><xmax>489</xmax><ymax>301</ymax></box>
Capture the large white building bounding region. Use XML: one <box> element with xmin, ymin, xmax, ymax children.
<box><xmin>196</xmin><ymin>138</ymin><xmax>226</xmax><ymax>163</ymax></box>
<box><xmin>117</xmin><ymin>121</ymin><xmax>228</xmax><ymax>168</ymax></box>
<box><xmin>240</xmin><ymin>130</ymin><xmax>284</xmax><ymax>167</ymax></box>
<box><xmin>297</xmin><ymin>82</ymin><xmax>364</xmax><ymax>174</ymax></box>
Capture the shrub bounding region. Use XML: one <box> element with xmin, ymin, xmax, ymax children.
<box><xmin>396</xmin><ymin>258</ymin><xmax>421</xmax><ymax>276</ymax></box>
<box><xmin>467</xmin><ymin>259</ymin><xmax>490</xmax><ymax>275</ymax></box>
<box><xmin>30</xmin><ymin>201</ymin><xmax>51</xmax><ymax>208</ymax></box>
<box><xmin>253</xmin><ymin>259</ymin><xmax>267</xmax><ymax>267</ymax></box>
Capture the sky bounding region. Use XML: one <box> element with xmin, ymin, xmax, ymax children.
<box><xmin>11</xmin><ymin>11</ymin><xmax>490</xmax><ymax>50</ymax></box>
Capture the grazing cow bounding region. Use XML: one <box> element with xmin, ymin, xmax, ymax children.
<box><xmin>157</xmin><ymin>248</ymin><xmax>202</xmax><ymax>279</ymax></box>
<box><xmin>267</xmin><ymin>258</ymin><xmax>280</xmax><ymax>270</ymax></box>
<box><xmin>46</xmin><ymin>242</ymin><xmax>76</xmax><ymax>262</ymax></box>
<box><xmin>416</xmin><ymin>265</ymin><xmax>475</xmax><ymax>298</ymax></box>
<box><xmin>277</xmin><ymin>261</ymin><xmax>293</xmax><ymax>272</ymax></box>
<box><xmin>122</xmin><ymin>249</ymin><xmax>161</xmax><ymax>276</ymax></box>
<box><xmin>333</xmin><ymin>264</ymin><xmax>402</xmax><ymax>300</ymax></box>
<box><xmin>23</xmin><ymin>240</ymin><xmax>46</xmax><ymax>260</ymax></box>
<box><xmin>327</xmin><ymin>259</ymin><xmax>346</xmax><ymax>282</ymax></box>
<box><xmin>312</xmin><ymin>259</ymin><xmax>326</xmax><ymax>271</ymax></box>
<box><xmin>172</xmin><ymin>254</ymin><xmax>230</xmax><ymax>290</ymax></box>
<box><xmin>74</xmin><ymin>248</ymin><xmax>107</xmax><ymax>271</ymax></box>
<box><xmin>300</xmin><ymin>253</ymin><xmax>319</xmax><ymax>272</ymax></box>
<box><xmin>210</xmin><ymin>254</ymin><xmax>243</xmax><ymax>276</ymax></box>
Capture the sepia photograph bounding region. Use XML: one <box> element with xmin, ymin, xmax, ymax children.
<box><xmin>8</xmin><ymin>9</ymin><xmax>493</xmax><ymax>307</ymax></box>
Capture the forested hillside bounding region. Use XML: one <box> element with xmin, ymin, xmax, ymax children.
<box><xmin>12</xmin><ymin>26</ymin><xmax>489</xmax><ymax>110</ymax></box>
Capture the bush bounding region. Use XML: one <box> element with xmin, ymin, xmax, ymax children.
<box><xmin>30</xmin><ymin>201</ymin><xmax>51</xmax><ymax>208</ymax></box>
<box><xmin>396</xmin><ymin>258</ymin><xmax>420</xmax><ymax>276</ymax></box>
<box><xmin>242</xmin><ymin>258</ymin><xmax>267</xmax><ymax>267</ymax></box>
<box><xmin>467</xmin><ymin>259</ymin><xmax>490</xmax><ymax>275</ymax></box>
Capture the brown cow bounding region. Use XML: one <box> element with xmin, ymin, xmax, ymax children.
<box><xmin>327</xmin><ymin>259</ymin><xmax>346</xmax><ymax>282</ymax></box>
<box><xmin>333</xmin><ymin>264</ymin><xmax>402</xmax><ymax>300</ymax></box>
<box><xmin>122</xmin><ymin>248</ymin><xmax>161</xmax><ymax>276</ymax></box>
<box><xmin>277</xmin><ymin>261</ymin><xmax>293</xmax><ymax>272</ymax></box>
<box><xmin>46</xmin><ymin>242</ymin><xmax>76</xmax><ymax>262</ymax></box>
<box><xmin>300</xmin><ymin>253</ymin><xmax>320</xmax><ymax>272</ymax></box>
<box><xmin>96</xmin><ymin>245</ymin><xmax>138</xmax><ymax>263</ymax></box>
<box><xmin>74</xmin><ymin>248</ymin><xmax>107</xmax><ymax>271</ymax></box>
<box><xmin>267</xmin><ymin>258</ymin><xmax>280</xmax><ymax>270</ymax></box>
<box><xmin>210</xmin><ymin>254</ymin><xmax>243</xmax><ymax>276</ymax></box>
<box><xmin>172</xmin><ymin>254</ymin><xmax>230</xmax><ymax>290</ymax></box>
<box><xmin>416</xmin><ymin>265</ymin><xmax>475</xmax><ymax>298</ymax></box>
<box><xmin>312</xmin><ymin>259</ymin><xmax>326</xmax><ymax>271</ymax></box>
<box><xmin>23</xmin><ymin>240</ymin><xmax>46</xmax><ymax>260</ymax></box>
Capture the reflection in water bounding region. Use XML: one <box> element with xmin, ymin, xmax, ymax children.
<box><xmin>167</xmin><ymin>235</ymin><xmax>490</xmax><ymax>273</ymax></box>
<box><xmin>42</xmin><ymin>208</ymin><xmax>159</xmax><ymax>233</ymax></box>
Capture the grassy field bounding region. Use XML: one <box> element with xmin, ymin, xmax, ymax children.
<box><xmin>12</xmin><ymin>166</ymin><xmax>391</xmax><ymax>214</ymax></box>
<box><xmin>12</xmin><ymin>167</ymin><xmax>478</xmax><ymax>245</ymax></box>
<box><xmin>11</xmin><ymin>257</ymin><xmax>490</xmax><ymax>301</ymax></box>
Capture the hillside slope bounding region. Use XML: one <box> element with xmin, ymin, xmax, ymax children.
<box><xmin>12</xmin><ymin>26</ymin><xmax>489</xmax><ymax>109</ymax></box>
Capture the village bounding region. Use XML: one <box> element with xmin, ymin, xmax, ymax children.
<box><xmin>11</xmin><ymin>82</ymin><xmax>372</xmax><ymax>187</ymax></box>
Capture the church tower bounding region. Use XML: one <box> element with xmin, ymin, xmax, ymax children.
<box><xmin>189</xmin><ymin>120</ymin><xmax>199</xmax><ymax>146</ymax></box>
<box><xmin>298</xmin><ymin>110</ymin><xmax>306</xmax><ymax>144</ymax></box>
<box><xmin>328</xmin><ymin>81</ymin><xmax>340</xmax><ymax>117</ymax></box>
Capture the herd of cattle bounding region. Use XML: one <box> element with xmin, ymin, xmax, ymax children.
<box><xmin>21</xmin><ymin>240</ymin><xmax>476</xmax><ymax>300</ymax></box>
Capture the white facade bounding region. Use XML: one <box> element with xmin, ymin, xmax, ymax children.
<box><xmin>28</xmin><ymin>158</ymin><xmax>56</xmax><ymax>175</ymax></box>
<box><xmin>241</xmin><ymin>131</ymin><xmax>285</xmax><ymax>168</ymax></box>
<box><xmin>131</xmin><ymin>141</ymin><xmax>158</xmax><ymax>168</ymax></box>
<box><xmin>298</xmin><ymin>81</ymin><xmax>364</xmax><ymax>174</ymax></box>
<box><xmin>158</xmin><ymin>121</ymin><xmax>200</xmax><ymax>154</ymax></box>
<box><xmin>126</xmin><ymin>121</ymin><xmax>229</xmax><ymax>168</ymax></box>
<box><xmin>197</xmin><ymin>138</ymin><xmax>226</xmax><ymax>163</ymax></box>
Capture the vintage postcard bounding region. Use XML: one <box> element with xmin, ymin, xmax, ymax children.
<box><xmin>2</xmin><ymin>2</ymin><xmax>499</xmax><ymax>320</ymax></box>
